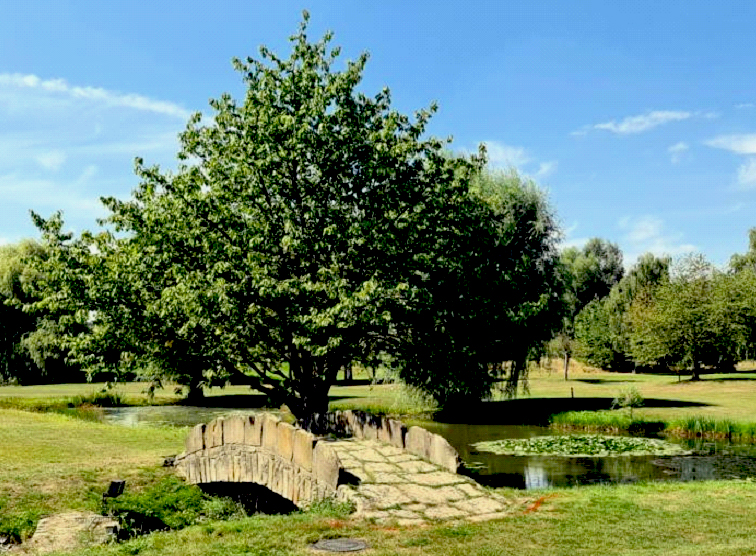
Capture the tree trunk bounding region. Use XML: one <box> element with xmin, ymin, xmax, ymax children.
<box><xmin>691</xmin><ymin>361</ymin><xmax>701</xmax><ymax>381</ymax></box>
<box><xmin>186</xmin><ymin>377</ymin><xmax>205</xmax><ymax>404</ymax></box>
<box><xmin>563</xmin><ymin>352</ymin><xmax>570</xmax><ymax>381</ymax></box>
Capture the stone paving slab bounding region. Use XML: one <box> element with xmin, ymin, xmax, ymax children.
<box><xmin>332</xmin><ymin>439</ymin><xmax>521</xmax><ymax>524</ymax></box>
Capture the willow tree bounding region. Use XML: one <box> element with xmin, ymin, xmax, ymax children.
<box><xmin>30</xmin><ymin>15</ymin><xmax>563</xmax><ymax>423</ymax></box>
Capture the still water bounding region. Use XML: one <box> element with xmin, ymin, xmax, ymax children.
<box><xmin>415</xmin><ymin>421</ymin><xmax>756</xmax><ymax>489</ymax></box>
<box><xmin>101</xmin><ymin>406</ymin><xmax>756</xmax><ymax>490</ymax></box>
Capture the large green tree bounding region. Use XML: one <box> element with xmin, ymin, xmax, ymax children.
<box><xmin>30</xmin><ymin>15</ymin><xmax>563</xmax><ymax>423</ymax></box>
<box><xmin>574</xmin><ymin>253</ymin><xmax>670</xmax><ymax>371</ymax></box>
<box><xmin>627</xmin><ymin>254</ymin><xmax>743</xmax><ymax>379</ymax></box>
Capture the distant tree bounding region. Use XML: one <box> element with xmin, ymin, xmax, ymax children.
<box><xmin>29</xmin><ymin>16</ymin><xmax>565</xmax><ymax>423</ymax></box>
<box><xmin>730</xmin><ymin>228</ymin><xmax>756</xmax><ymax>274</ymax></box>
<box><xmin>729</xmin><ymin>230</ymin><xmax>756</xmax><ymax>360</ymax></box>
<box><xmin>574</xmin><ymin>253</ymin><xmax>670</xmax><ymax>371</ymax></box>
<box><xmin>628</xmin><ymin>254</ymin><xmax>741</xmax><ymax>380</ymax></box>
<box><xmin>0</xmin><ymin>240</ymin><xmax>78</xmax><ymax>384</ymax></box>
<box><xmin>558</xmin><ymin>238</ymin><xmax>624</xmax><ymax>378</ymax></box>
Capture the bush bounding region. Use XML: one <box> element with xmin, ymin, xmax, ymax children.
<box><xmin>102</xmin><ymin>476</ymin><xmax>246</xmax><ymax>538</ymax></box>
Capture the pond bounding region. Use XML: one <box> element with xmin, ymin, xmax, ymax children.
<box><xmin>100</xmin><ymin>406</ymin><xmax>756</xmax><ymax>490</ymax></box>
<box><xmin>415</xmin><ymin>421</ymin><xmax>756</xmax><ymax>489</ymax></box>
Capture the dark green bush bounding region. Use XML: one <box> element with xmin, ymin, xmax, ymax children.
<box><xmin>102</xmin><ymin>476</ymin><xmax>245</xmax><ymax>538</ymax></box>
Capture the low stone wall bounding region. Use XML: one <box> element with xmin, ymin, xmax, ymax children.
<box><xmin>174</xmin><ymin>413</ymin><xmax>342</xmax><ymax>508</ymax></box>
<box><xmin>312</xmin><ymin>410</ymin><xmax>461</xmax><ymax>473</ymax></box>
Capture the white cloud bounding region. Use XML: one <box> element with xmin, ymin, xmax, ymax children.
<box><xmin>479</xmin><ymin>141</ymin><xmax>557</xmax><ymax>182</ymax></box>
<box><xmin>482</xmin><ymin>141</ymin><xmax>531</xmax><ymax>168</ymax></box>
<box><xmin>668</xmin><ymin>142</ymin><xmax>689</xmax><ymax>164</ymax></box>
<box><xmin>705</xmin><ymin>134</ymin><xmax>756</xmax><ymax>154</ymax></box>
<box><xmin>35</xmin><ymin>150</ymin><xmax>66</xmax><ymax>171</ymax></box>
<box><xmin>0</xmin><ymin>73</ymin><xmax>191</xmax><ymax>119</ymax></box>
<box><xmin>736</xmin><ymin>103</ymin><xmax>755</xmax><ymax>109</ymax></box>
<box><xmin>619</xmin><ymin>215</ymin><xmax>696</xmax><ymax>266</ymax></box>
<box><xmin>534</xmin><ymin>160</ymin><xmax>558</xmax><ymax>179</ymax></box>
<box><xmin>594</xmin><ymin>111</ymin><xmax>691</xmax><ymax>135</ymax></box>
<box><xmin>737</xmin><ymin>158</ymin><xmax>756</xmax><ymax>188</ymax></box>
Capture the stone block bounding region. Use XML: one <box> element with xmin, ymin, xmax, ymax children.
<box><xmin>335</xmin><ymin>410</ymin><xmax>352</xmax><ymax>436</ymax></box>
<box><xmin>283</xmin><ymin>464</ymin><xmax>295</xmax><ymax>500</ymax></box>
<box><xmin>244</xmin><ymin>414</ymin><xmax>262</xmax><ymax>446</ymax></box>
<box><xmin>243</xmin><ymin>451</ymin><xmax>255</xmax><ymax>482</ymax></box>
<box><xmin>405</xmin><ymin>426</ymin><xmax>432</xmax><ymax>460</ymax></box>
<box><xmin>277</xmin><ymin>422</ymin><xmax>295</xmax><ymax>461</ymax></box>
<box><xmin>292</xmin><ymin>428</ymin><xmax>315</xmax><ymax>471</ymax></box>
<box><xmin>429</xmin><ymin>433</ymin><xmax>460</xmax><ymax>473</ymax></box>
<box><xmin>200</xmin><ymin>456</ymin><xmax>209</xmax><ymax>483</ymax></box>
<box><xmin>224</xmin><ymin>415</ymin><xmax>246</xmax><ymax>445</ymax></box>
<box><xmin>377</xmin><ymin>416</ymin><xmax>392</xmax><ymax>444</ymax></box>
<box><xmin>262</xmin><ymin>414</ymin><xmax>281</xmax><ymax>452</ymax></box>
<box><xmin>186</xmin><ymin>424</ymin><xmax>205</xmax><ymax>453</ymax></box>
<box><xmin>387</xmin><ymin>419</ymin><xmax>406</xmax><ymax>449</ymax></box>
<box><xmin>208</xmin><ymin>418</ymin><xmax>224</xmax><ymax>448</ymax></box>
<box><xmin>301</xmin><ymin>473</ymin><xmax>313</xmax><ymax>502</ymax></box>
<box><xmin>270</xmin><ymin>458</ymin><xmax>282</xmax><ymax>495</ymax></box>
<box><xmin>218</xmin><ymin>451</ymin><xmax>232</xmax><ymax>482</ymax></box>
<box><xmin>232</xmin><ymin>453</ymin><xmax>242</xmax><ymax>481</ymax></box>
<box><xmin>362</xmin><ymin>414</ymin><xmax>378</xmax><ymax>440</ymax></box>
<box><xmin>313</xmin><ymin>442</ymin><xmax>341</xmax><ymax>490</ymax></box>
<box><xmin>263</xmin><ymin>453</ymin><xmax>273</xmax><ymax>485</ymax></box>
<box><xmin>349</xmin><ymin>412</ymin><xmax>364</xmax><ymax>439</ymax></box>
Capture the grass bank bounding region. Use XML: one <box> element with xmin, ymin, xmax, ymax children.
<box><xmin>550</xmin><ymin>410</ymin><xmax>756</xmax><ymax>442</ymax></box>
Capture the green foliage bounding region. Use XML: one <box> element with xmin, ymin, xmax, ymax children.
<box><xmin>556</xmin><ymin>238</ymin><xmax>624</xmax><ymax>377</ymax></box>
<box><xmin>573</xmin><ymin>253</ymin><xmax>670</xmax><ymax>371</ymax></box>
<box><xmin>611</xmin><ymin>386</ymin><xmax>643</xmax><ymax>411</ymax></box>
<box><xmin>611</xmin><ymin>386</ymin><xmax>643</xmax><ymax>419</ymax></box>
<box><xmin>69</xmin><ymin>390</ymin><xmax>126</xmax><ymax>408</ymax></box>
<box><xmin>396</xmin><ymin>168</ymin><xmax>564</xmax><ymax>404</ymax></box>
<box><xmin>472</xmin><ymin>434</ymin><xmax>689</xmax><ymax>457</ymax></box>
<box><xmin>628</xmin><ymin>254</ymin><xmax>745</xmax><ymax>378</ymax></box>
<box><xmin>573</xmin><ymin>298</ymin><xmax>617</xmax><ymax>369</ymax></box>
<box><xmin>29</xmin><ymin>15</ymin><xmax>564</xmax><ymax>420</ymax></box>
<box><xmin>302</xmin><ymin>498</ymin><xmax>354</xmax><ymax>518</ymax></box>
<box><xmin>102</xmin><ymin>476</ymin><xmax>245</xmax><ymax>538</ymax></box>
<box><xmin>561</xmin><ymin>238</ymin><xmax>624</xmax><ymax>317</ymax></box>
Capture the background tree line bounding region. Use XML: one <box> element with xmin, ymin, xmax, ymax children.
<box><xmin>567</xmin><ymin>234</ymin><xmax>756</xmax><ymax>380</ymax></box>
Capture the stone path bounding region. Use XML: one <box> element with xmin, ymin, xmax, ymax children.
<box><xmin>331</xmin><ymin>439</ymin><xmax>521</xmax><ymax>525</ymax></box>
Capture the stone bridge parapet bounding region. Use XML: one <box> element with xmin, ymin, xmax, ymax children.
<box><xmin>311</xmin><ymin>410</ymin><xmax>461</xmax><ymax>473</ymax></box>
<box><xmin>175</xmin><ymin>413</ymin><xmax>341</xmax><ymax>508</ymax></box>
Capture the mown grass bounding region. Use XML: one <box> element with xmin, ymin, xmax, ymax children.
<box><xmin>67</xmin><ymin>480</ymin><xmax>756</xmax><ymax>556</ymax></box>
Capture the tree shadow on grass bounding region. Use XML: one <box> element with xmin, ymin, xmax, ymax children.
<box><xmin>435</xmin><ymin>397</ymin><xmax>710</xmax><ymax>426</ymax></box>
<box><xmin>574</xmin><ymin>378</ymin><xmax>640</xmax><ymax>385</ymax></box>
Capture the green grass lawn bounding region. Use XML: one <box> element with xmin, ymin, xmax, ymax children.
<box><xmin>2</xmin><ymin>407</ymin><xmax>756</xmax><ymax>555</ymax></box>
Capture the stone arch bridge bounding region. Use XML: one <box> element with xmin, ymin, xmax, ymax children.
<box><xmin>175</xmin><ymin>411</ymin><xmax>519</xmax><ymax>523</ymax></box>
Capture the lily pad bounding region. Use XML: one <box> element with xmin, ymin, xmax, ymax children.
<box><xmin>472</xmin><ymin>435</ymin><xmax>692</xmax><ymax>457</ymax></box>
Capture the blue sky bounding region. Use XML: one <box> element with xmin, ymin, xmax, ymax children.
<box><xmin>2</xmin><ymin>1</ymin><xmax>756</xmax><ymax>267</ymax></box>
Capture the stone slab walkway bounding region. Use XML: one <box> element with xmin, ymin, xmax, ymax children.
<box><xmin>331</xmin><ymin>439</ymin><xmax>521</xmax><ymax>525</ymax></box>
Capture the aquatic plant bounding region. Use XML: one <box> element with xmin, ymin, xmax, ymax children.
<box><xmin>472</xmin><ymin>434</ymin><xmax>691</xmax><ymax>457</ymax></box>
